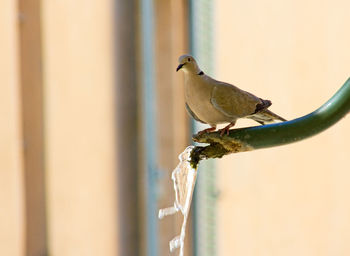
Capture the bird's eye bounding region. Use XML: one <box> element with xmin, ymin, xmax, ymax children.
<box><xmin>188</xmin><ymin>58</ymin><xmax>191</xmax><ymax>62</ymax></box>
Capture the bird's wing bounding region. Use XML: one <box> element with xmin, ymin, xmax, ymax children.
<box><xmin>210</xmin><ymin>82</ymin><xmax>262</xmax><ymax>118</ymax></box>
<box><xmin>185</xmin><ymin>102</ymin><xmax>206</xmax><ymax>124</ymax></box>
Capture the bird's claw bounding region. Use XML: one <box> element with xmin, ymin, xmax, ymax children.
<box><xmin>219</xmin><ymin>127</ymin><xmax>230</xmax><ymax>136</ymax></box>
<box><xmin>197</xmin><ymin>127</ymin><xmax>216</xmax><ymax>136</ymax></box>
<box><xmin>218</xmin><ymin>122</ymin><xmax>236</xmax><ymax>137</ymax></box>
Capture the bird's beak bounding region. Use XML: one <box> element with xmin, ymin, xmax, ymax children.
<box><xmin>176</xmin><ymin>63</ymin><xmax>184</xmax><ymax>72</ymax></box>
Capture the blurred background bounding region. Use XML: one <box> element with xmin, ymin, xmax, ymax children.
<box><xmin>1</xmin><ymin>0</ymin><xmax>350</xmax><ymax>255</ymax></box>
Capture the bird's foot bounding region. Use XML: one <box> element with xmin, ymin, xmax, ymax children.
<box><xmin>218</xmin><ymin>122</ymin><xmax>236</xmax><ymax>136</ymax></box>
<box><xmin>197</xmin><ymin>126</ymin><xmax>216</xmax><ymax>136</ymax></box>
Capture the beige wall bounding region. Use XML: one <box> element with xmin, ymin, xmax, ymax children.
<box><xmin>0</xmin><ymin>0</ymin><xmax>118</xmax><ymax>255</ymax></box>
<box><xmin>215</xmin><ymin>1</ymin><xmax>350</xmax><ymax>255</ymax></box>
<box><xmin>42</xmin><ymin>1</ymin><xmax>118</xmax><ymax>255</ymax></box>
<box><xmin>0</xmin><ymin>0</ymin><xmax>192</xmax><ymax>254</ymax></box>
<box><xmin>0</xmin><ymin>1</ymin><xmax>24</xmax><ymax>256</ymax></box>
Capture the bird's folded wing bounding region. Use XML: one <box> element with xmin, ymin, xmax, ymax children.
<box><xmin>210</xmin><ymin>83</ymin><xmax>261</xmax><ymax>118</ymax></box>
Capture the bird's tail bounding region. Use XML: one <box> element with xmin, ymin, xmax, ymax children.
<box><xmin>249</xmin><ymin>109</ymin><xmax>287</xmax><ymax>125</ymax></box>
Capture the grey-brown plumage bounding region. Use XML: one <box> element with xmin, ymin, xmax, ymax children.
<box><xmin>176</xmin><ymin>54</ymin><xmax>286</xmax><ymax>135</ymax></box>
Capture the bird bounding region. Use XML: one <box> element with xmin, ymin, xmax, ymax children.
<box><xmin>176</xmin><ymin>54</ymin><xmax>286</xmax><ymax>136</ymax></box>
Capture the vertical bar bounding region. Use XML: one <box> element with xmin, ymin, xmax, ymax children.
<box><xmin>153</xmin><ymin>1</ymin><xmax>178</xmax><ymax>253</ymax></box>
<box><xmin>190</xmin><ymin>0</ymin><xmax>217</xmax><ymax>255</ymax></box>
<box><xmin>18</xmin><ymin>0</ymin><xmax>48</xmax><ymax>255</ymax></box>
<box><xmin>154</xmin><ymin>0</ymin><xmax>191</xmax><ymax>255</ymax></box>
<box><xmin>115</xmin><ymin>0</ymin><xmax>141</xmax><ymax>255</ymax></box>
<box><xmin>140</xmin><ymin>0</ymin><xmax>159</xmax><ymax>254</ymax></box>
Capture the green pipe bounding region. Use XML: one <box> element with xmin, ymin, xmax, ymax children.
<box><xmin>191</xmin><ymin>77</ymin><xmax>350</xmax><ymax>168</ymax></box>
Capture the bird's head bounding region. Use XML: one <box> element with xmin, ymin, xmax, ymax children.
<box><xmin>176</xmin><ymin>54</ymin><xmax>201</xmax><ymax>74</ymax></box>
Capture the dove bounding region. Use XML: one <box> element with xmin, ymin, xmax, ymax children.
<box><xmin>176</xmin><ymin>54</ymin><xmax>286</xmax><ymax>136</ymax></box>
